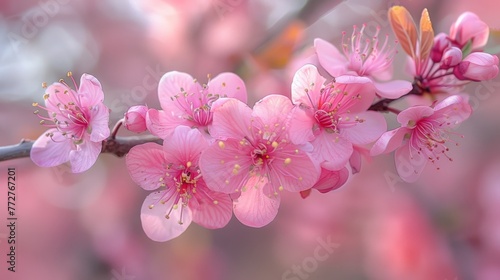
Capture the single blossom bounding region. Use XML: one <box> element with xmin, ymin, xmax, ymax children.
<box><xmin>288</xmin><ymin>64</ymin><xmax>387</xmax><ymax>170</ymax></box>
<box><xmin>199</xmin><ymin>95</ymin><xmax>320</xmax><ymax>228</ymax></box>
<box><xmin>124</xmin><ymin>105</ymin><xmax>148</xmax><ymax>133</ymax></box>
<box><xmin>314</xmin><ymin>25</ymin><xmax>412</xmax><ymax>99</ymax></box>
<box><xmin>370</xmin><ymin>95</ymin><xmax>472</xmax><ymax>182</ymax></box>
<box><xmin>126</xmin><ymin>125</ymin><xmax>232</xmax><ymax>242</ymax></box>
<box><xmin>147</xmin><ymin>71</ymin><xmax>247</xmax><ymax>139</ymax></box>
<box><xmin>31</xmin><ymin>73</ymin><xmax>110</xmax><ymax>173</ymax></box>
<box><xmin>454</xmin><ymin>52</ymin><xmax>499</xmax><ymax>81</ymax></box>
<box><xmin>449</xmin><ymin>11</ymin><xmax>489</xmax><ymax>51</ymax></box>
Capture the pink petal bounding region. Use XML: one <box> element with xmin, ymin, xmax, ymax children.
<box><xmin>163</xmin><ymin>125</ymin><xmax>208</xmax><ymax>164</ymax></box>
<box><xmin>146</xmin><ymin>108</ymin><xmax>188</xmax><ymax>139</ymax></box>
<box><xmin>199</xmin><ymin>138</ymin><xmax>254</xmax><ymax>194</ymax></box>
<box><xmin>208</xmin><ymin>98</ymin><xmax>253</xmax><ymax>141</ymax></box>
<box><xmin>44</xmin><ymin>83</ymin><xmax>78</xmax><ymax>113</ymax></box>
<box><xmin>373</xmin><ymin>80</ymin><xmax>413</xmax><ymax>99</ymax></box>
<box><xmin>190</xmin><ymin>184</ymin><xmax>232</xmax><ymax>229</ymax></box>
<box><xmin>288</xmin><ymin>106</ymin><xmax>315</xmax><ymax>144</ymax></box>
<box><xmin>312</xmin><ymin>132</ymin><xmax>353</xmax><ymax>170</ymax></box>
<box><xmin>334</xmin><ymin>75</ymin><xmax>375</xmax><ymax>112</ymax></box>
<box><xmin>30</xmin><ymin>129</ymin><xmax>73</xmax><ymax>168</ymax></box>
<box><xmin>89</xmin><ymin>102</ymin><xmax>110</xmax><ymax>142</ymax></box>
<box><xmin>126</xmin><ymin>143</ymin><xmax>166</xmax><ymax>190</ymax></box>
<box><xmin>78</xmin><ymin>74</ymin><xmax>104</xmax><ymax>106</ymax></box>
<box><xmin>268</xmin><ymin>147</ymin><xmax>320</xmax><ymax>192</ymax></box>
<box><xmin>68</xmin><ymin>140</ymin><xmax>102</xmax><ymax>173</ymax></box>
<box><xmin>397</xmin><ymin>106</ymin><xmax>434</xmax><ymax>127</ymax></box>
<box><xmin>314</xmin><ymin>38</ymin><xmax>349</xmax><ymax>77</ymax></box>
<box><xmin>370</xmin><ymin>127</ymin><xmax>410</xmax><ymax>156</ymax></box>
<box><xmin>349</xmin><ymin>148</ymin><xmax>362</xmax><ymax>174</ymax></box>
<box><xmin>291</xmin><ymin>64</ymin><xmax>326</xmax><ymax>106</ymax></box>
<box><xmin>158</xmin><ymin>71</ymin><xmax>201</xmax><ymax>112</ymax></box>
<box><xmin>313</xmin><ymin>167</ymin><xmax>349</xmax><ymax>193</ymax></box>
<box><xmin>141</xmin><ymin>191</ymin><xmax>192</xmax><ymax>242</ymax></box>
<box><xmin>233</xmin><ymin>176</ymin><xmax>280</xmax><ymax>228</ymax></box>
<box><xmin>208</xmin><ymin>72</ymin><xmax>247</xmax><ymax>103</ymax></box>
<box><xmin>340</xmin><ymin>111</ymin><xmax>387</xmax><ymax>145</ymax></box>
<box><xmin>394</xmin><ymin>144</ymin><xmax>427</xmax><ymax>183</ymax></box>
<box><xmin>253</xmin><ymin>94</ymin><xmax>293</xmax><ymax>124</ymax></box>
<box><xmin>433</xmin><ymin>95</ymin><xmax>472</xmax><ymax>125</ymax></box>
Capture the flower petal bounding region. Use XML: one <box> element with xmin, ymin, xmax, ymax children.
<box><xmin>314</xmin><ymin>38</ymin><xmax>348</xmax><ymax>77</ymax></box>
<box><xmin>209</xmin><ymin>98</ymin><xmax>253</xmax><ymax>141</ymax></box>
<box><xmin>208</xmin><ymin>72</ymin><xmax>247</xmax><ymax>103</ymax></box>
<box><xmin>291</xmin><ymin>64</ymin><xmax>326</xmax><ymax>106</ymax></box>
<box><xmin>335</xmin><ymin>75</ymin><xmax>376</xmax><ymax>112</ymax></box>
<box><xmin>370</xmin><ymin>127</ymin><xmax>410</xmax><ymax>156</ymax></box>
<box><xmin>190</xmin><ymin>184</ymin><xmax>232</xmax><ymax>229</ymax></box>
<box><xmin>163</xmin><ymin>125</ymin><xmax>208</xmax><ymax>164</ymax></box>
<box><xmin>253</xmin><ymin>94</ymin><xmax>293</xmax><ymax>125</ymax></box>
<box><xmin>158</xmin><ymin>71</ymin><xmax>201</xmax><ymax>112</ymax></box>
<box><xmin>141</xmin><ymin>191</ymin><xmax>192</xmax><ymax>242</ymax></box>
<box><xmin>68</xmin><ymin>140</ymin><xmax>102</xmax><ymax>173</ymax></box>
<box><xmin>313</xmin><ymin>167</ymin><xmax>349</xmax><ymax>193</ymax></box>
<box><xmin>126</xmin><ymin>143</ymin><xmax>167</xmax><ymax>190</ymax></box>
<box><xmin>89</xmin><ymin>102</ymin><xmax>110</xmax><ymax>142</ymax></box>
<box><xmin>340</xmin><ymin>111</ymin><xmax>387</xmax><ymax>145</ymax></box>
<box><xmin>373</xmin><ymin>80</ymin><xmax>413</xmax><ymax>99</ymax></box>
<box><xmin>146</xmin><ymin>108</ymin><xmax>188</xmax><ymax>139</ymax></box>
<box><xmin>312</xmin><ymin>132</ymin><xmax>353</xmax><ymax>170</ymax></box>
<box><xmin>433</xmin><ymin>95</ymin><xmax>472</xmax><ymax>126</ymax></box>
<box><xmin>394</xmin><ymin>144</ymin><xmax>427</xmax><ymax>183</ymax></box>
<box><xmin>30</xmin><ymin>129</ymin><xmax>73</xmax><ymax>168</ymax></box>
<box><xmin>79</xmin><ymin>74</ymin><xmax>104</xmax><ymax>105</ymax></box>
<box><xmin>288</xmin><ymin>106</ymin><xmax>316</xmax><ymax>144</ymax></box>
<box><xmin>268</xmin><ymin>147</ymin><xmax>320</xmax><ymax>192</ymax></box>
<box><xmin>233</xmin><ymin>176</ymin><xmax>280</xmax><ymax>228</ymax></box>
<box><xmin>199</xmin><ymin>138</ymin><xmax>254</xmax><ymax>194</ymax></box>
<box><xmin>397</xmin><ymin>106</ymin><xmax>434</xmax><ymax>126</ymax></box>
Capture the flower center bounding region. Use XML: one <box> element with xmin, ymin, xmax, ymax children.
<box><xmin>33</xmin><ymin>72</ymin><xmax>91</xmax><ymax>144</ymax></box>
<box><xmin>411</xmin><ymin>119</ymin><xmax>458</xmax><ymax>165</ymax></box>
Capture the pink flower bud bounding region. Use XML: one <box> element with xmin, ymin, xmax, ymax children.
<box><xmin>440</xmin><ymin>47</ymin><xmax>462</xmax><ymax>69</ymax></box>
<box><xmin>431</xmin><ymin>33</ymin><xmax>452</xmax><ymax>62</ymax></box>
<box><xmin>449</xmin><ymin>12</ymin><xmax>489</xmax><ymax>51</ymax></box>
<box><xmin>454</xmin><ymin>52</ymin><xmax>499</xmax><ymax>81</ymax></box>
<box><xmin>124</xmin><ymin>105</ymin><xmax>148</xmax><ymax>133</ymax></box>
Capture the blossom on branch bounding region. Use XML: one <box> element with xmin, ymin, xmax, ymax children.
<box><xmin>31</xmin><ymin>73</ymin><xmax>110</xmax><ymax>173</ymax></box>
<box><xmin>146</xmin><ymin>71</ymin><xmax>247</xmax><ymax>139</ymax></box>
<box><xmin>370</xmin><ymin>95</ymin><xmax>472</xmax><ymax>182</ymax></box>
<box><xmin>126</xmin><ymin>126</ymin><xmax>232</xmax><ymax>242</ymax></box>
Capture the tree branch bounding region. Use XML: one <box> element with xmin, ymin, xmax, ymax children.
<box><xmin>0</xmin><ymin>135</ymin><xmax>162</xmax><ymax>162</ymax></box>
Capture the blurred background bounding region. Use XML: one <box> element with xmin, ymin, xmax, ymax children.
<box><xmin>0</xmin><ymin>0</ymin><xmax>500</xmax><ymax>279</ymax></box>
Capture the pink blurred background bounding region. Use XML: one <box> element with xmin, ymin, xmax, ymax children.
<box><xmin>1</xmin><ymin>0</ymin><xmax>500</xmax><ymax>279</ymax></box>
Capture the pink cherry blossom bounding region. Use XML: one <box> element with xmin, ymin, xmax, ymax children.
<box><xmin>449</xmin><ymin>11</ymin><xmax>489</xmax><ymax>51</ymax></box>
<box><xmin>146</xmin><ymin>71</ymin><xmax>247</xmax><ymax>139</ymax></box>
<box><xmin>124</xmin><ymin>105</ymin><xmax>148</xmax><ymax>133</ymax></box>
<box><xmin>370</xmin><ymin>95</ymin><xmax>472</xmax><ymax>182</ymax></box>
<box><xmin>199</xmin><ymin>95</ymin><xmax>320</xmax><ymax>228</ymax></box>
<box><xmin>314</xmin><ymin>25</ymin><xmax>412</xmax><ymax>99</ymax></box>
<box><xmin>454</xmin><ymin>52</ymin><xmax>499</xmax><ymax>81</ymax></box>
<box><xmin>126</xmin><ymin>125</ymin><xmax>232</xmax><ymax>241</ymax></box>
<box><xmin>31</xmin><ymin>73</ymin><xmax>110</xmax><ymax>173</ymax></box>
<box><xmin>288</xmin><ymin>64</ymin><xmax>387</xmax><ymax>170</ymax></box>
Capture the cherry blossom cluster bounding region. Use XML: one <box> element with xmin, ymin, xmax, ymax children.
<box><xmin>30</xmin><ymin>6</ymin><xmax>498</xmax><ymax>241</ymax></box>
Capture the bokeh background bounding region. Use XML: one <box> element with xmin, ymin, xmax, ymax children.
<box><xmin>1</xmin><ymin>0</ymin><xmax>500</xmax><ymax>279</ymax></box>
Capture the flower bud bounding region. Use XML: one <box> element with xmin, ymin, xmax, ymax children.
<box><xmin>454</xmin><ymin>52</ymin><xmax>499</xmax><ymax>81</ymax></box>
<box><xmin>431</xmin><ymin>33</ymin><xmax>452</xmax><ymax>62</ymax></box>
<box><xmin>440</xmin><ymin>47</ymin><xmax>462</xmax><ymax>69</ymax></box>
<box><xmin>124</xmin><ymin>105</ymin><xmax>148</xmax><ymax>133</ymax></box>
<box><xmin>449</xmin><ymin>12</ymin><xmax>489</xmax><ymax>51</ymax></box>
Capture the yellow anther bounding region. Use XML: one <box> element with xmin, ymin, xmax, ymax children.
<box><xmin>32</xmin><ymin>102</ymin><xmax>39</xmax><ymax>107</ymax></box>
<box><xmin>42</xmin><ymin>82</ymin><xmax>47</xmax><ymax>88</ymax></box>
<box><xmin>67</xmin><ymin>71</ymin><xmax>73</xmax><ymax>77</ymax></box>
<box><xmin>272</xmin><ymin>141</ymin><xmax>279</xmax><ymax>148</ymax></box>
<box><xmin>186</xmin><ymin>161</ymin><xmax>192</xmax><ymax>168</ymax></box>
<box><xmin>218</xmin><ymin>141</ymin><xmax>225</xmax><ymax>149</ymax></box>
<box><xmin>213</xmin><ymin>200</ymin><xmax>219</xmax><ymax>205</ymax></box>
<box><xmin>284</xmin><ymin>158</ymin><xmax>291</xmax><ymax>165</ymax></box>
<box><xmin>148</xmin><ymin>204</ymin><xmax>154</xmax><ymax>209</ymax></box>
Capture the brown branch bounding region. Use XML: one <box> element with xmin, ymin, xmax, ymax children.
<box><xmin>0</xmin><ymin>135</ymin><xmax>162</xmax><ymax>162</ymax></box>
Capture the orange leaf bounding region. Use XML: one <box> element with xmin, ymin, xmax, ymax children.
<box><xmin>388</xmin><ymin>6</ymin><xmax>418</xmax><ymax>59</ymax></box>
<box><xmin>419</xmin><ymin>8</ymin><xmax>434</xmax><ymax>63</ymax></box>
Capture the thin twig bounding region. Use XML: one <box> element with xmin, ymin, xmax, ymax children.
<box><xmin>0</xmin><ymin>135</ymin><xmax>162</xmax><ymax>162</ymax></box>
